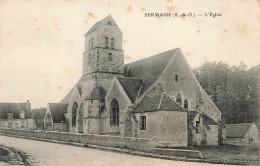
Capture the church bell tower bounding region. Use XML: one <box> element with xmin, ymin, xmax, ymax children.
<box><xmin>81</xmin><ymin>15</ymin><xmax>124</xmax><ymax>98</ymax></box>
<box><xmin>82</xmin><ymin>15</ymin><xmax>124</xmax><ymax>76</ymax></box>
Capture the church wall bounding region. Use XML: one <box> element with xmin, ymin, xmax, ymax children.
<box><xmin>158</xmin><ymin>50</ymin><xmax>199</xmax><ymax>110</ymax></box>
<box><xmin>84</xmin><ymin>31</ymin><xmax>97</xmax><ymax>52</ymax></box>
<box><xmin>134</xmin><ymin>111</ymin><xmax>188</xmax><ymax>147</ymax></box>
<box><xmin>97</xmin><ymin>48</ymin><xmax>124</xmax><ymax>73</ymax></box>
<box><xmin>158</xmin><ymin>49</ymin><xmax>221</xmax><ymax>122</ymax></box>
<box><xmin>105</xmin><ymin>80</ymin><xmax>131</xmax><ymax>136</ymax></box>
<box><xmin>84</xmin><ymin>100</ymin><xmax>104</xmax><ymax>134</ymax></box>
<box><xmin>81</xmin><ymin>79</ymin><xmax>96</xmax><ymax>100</ymax></box>
<box><xmin>97</xmin><ymin>23</ymin><xmax>122</xmax><ymax>50</ymax></box>
<box><xmin>206</xmin><ymin>125</ymin><xmax>218</xmax><ymax>145</ymax></box>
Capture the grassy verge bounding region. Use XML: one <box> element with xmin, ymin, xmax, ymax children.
<box><xmin>176</xmin><ymin>144</ymin><xmax>259</xmax><ymax>165</ymax></box>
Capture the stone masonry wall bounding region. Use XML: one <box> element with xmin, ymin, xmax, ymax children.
<box><xmin>0</xmin><ymin>128</ymin><xmax>156</xmax><ymax>153</ymax></box>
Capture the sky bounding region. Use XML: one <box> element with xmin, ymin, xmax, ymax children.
<box><xmin>0</xmin><ymin>0</ymin><xmax>259</xmax><ymax>108</ymax></box>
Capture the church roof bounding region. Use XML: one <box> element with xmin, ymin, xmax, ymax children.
<box><xmin>85</xmin><ymin>20</ymin><xmax>103</xmax><ymax>36</ymax></box>
<box><xmin>117</xmin><ymin>77</ymin><xmax>143</xmax><ymax>102</ymax></box>
<box><xmin>124</xmin><ymin>49</ymin><xmax>178</xmax><ymax>96</ymax></box>
<box><xmin>187</xmin><ymin>111</ymin><xmax>199</xmax><ymax>121</ymax></box>
<box><xmin>48</xmin><ymin>103</ymin><xmax>68</xmax><ymax>123</ymax></box>
<box><xmin>0</xmin><ymin>102</ymin><xmax>32</xmax><ymax>119</ymax></box>
<box><xmin>201</xmin><ymin>114</ymin><xmax>218</xmax><ymax>125</ymax></box>
<box><xmin>132</xmin><ymin>92</ymin><xmax>187</xmax><ymax>113</ymax></box>
<box><xmin>85</xmin><ymin>15</ymin><xmax>122</xmax><ymax>36</ymax></box>
<box><xmin>60</xmin><ymin>79</ymin><xmax>81</xmax><ymax>103</ymax></box>
<box><xmin>224</xmin><ymin>123</ymin><xmax>254</xmax><ymax>138</ymax></box>
<box><xmin>85</xmin><ymin>86</ymin><xmax>106</xmax><ymax>100</ymax></box>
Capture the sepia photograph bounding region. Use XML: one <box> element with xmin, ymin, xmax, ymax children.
<box><xmin>0</xmin><ymin>0</ymin><xmax>259</xmax><ymax>165</ymax></box>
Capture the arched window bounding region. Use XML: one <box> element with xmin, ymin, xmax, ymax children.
<box><xmin>105</xmin><ymin>37</ymin><xmax>109</xmax><ymax>48</ymax></box>
<box><xmin>176</xmin><ymin>93</ymin><xmax>182</xmax><ymax>106</ymax></box>
<box><xmin>91</xmin><ymin>38</ymin><xmax>94</xmax><ymax>49</ymax></box>
<box><xmin>108</xmin><ymin>53</ymin><xmax>113</xmax><ymax>61</ymax></box>
<box><xmin>111</xmin><ymin>38</ymin><xmax>114</xmax><ymax>49</ymax></box>
<box><xmin>110</xmin><ymin>99</ymin><xmax>119</xmax><ymax>126</ymax></box>
<box><xmin>72</xmin><ymin>102</ymin><xmax>78</xmax><ymax>127</ymax></box>
<box><xmin>184</xmin><ymin>98</ymin><xmax>189</xmax><ymax>109</ymax></box>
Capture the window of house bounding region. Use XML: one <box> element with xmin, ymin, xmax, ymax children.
<box><xmin>21</xmin><ymin>122</ymin><xmax>24</xmax><ymax>128</ymax></box>
<box><xmin>108</xmin><ymin>21</ymin><xmax>112</xmax><ymax>25</ymax></box>
<box><xmin>108</xmin><ymin>53</ymin><xmax>113</xmax><ymax>61</ymax></box>
<box><xmin>175</xmin><ymin>75</ymin><xmax>178</xmax><ymax>82</ymax></box>
<box><xmin>110</xmin><ymin>99</ymin><xmax>119</xmax><ymax>126</ymax></box>
<box><xmin>105</xmin><ymin>37</ymin><xmax>109</xmax><ymax>48</ymax></box>
<box><xmin>8</xmin><ymin>123</ymin><xmax>12</xmax><ymax>128</ymax></box>
<box><xmin>140</xmin><ymin>116</ymin><xmax>146</xmax><ymax>130</ymax></box>
<box><xmin>15</xmin><ymin>123</ymin><xmax>18</xmax><ymax>128</ymax></box>
<box><xmin>196</xmin><ymin>120</ymin><xmax>200</xmax><ymax>133</ymax></box>
<box><xmin>184</xmin><ymin>99</ymin><xmax>189</xmax><ymax>109</ymax></box>
<box><xmin>111</xmin><ymin>38</ymin><xmax>114</xmax><ymax>49</ymax></box>
<box><xmin>176</xmin><ymin>93</ymin><xmax>182</xmax><ymax>106</ymax></box>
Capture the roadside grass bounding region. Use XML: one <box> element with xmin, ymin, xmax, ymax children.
<box><xmin>178</xmin><ymin>144</ymin><xmax>259</xmax><ymax>165</ymax></box>
<box><xmin>0</xmin><ymin>146</ymin><xmax>11</xmax><ymax>163</ymax></box>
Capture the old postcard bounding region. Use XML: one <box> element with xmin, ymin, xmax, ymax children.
<box><xmin>0</xmin><ymin>0</ymin><xmax>259</xmax><ymax>165</ymax></box>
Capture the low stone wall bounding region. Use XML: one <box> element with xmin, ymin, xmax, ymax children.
<box><xmin>153</xmin><ymin>148</ymin><xmax>203</xmax><ymax>159</ymax></box>
<box><xmin>0</xmin><ymin>128</ymin><xmax>156</xmax><ymax>152</ymax></box>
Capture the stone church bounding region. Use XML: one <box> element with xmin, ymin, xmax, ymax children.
<box><xmin>44</xmin><ymin>15</ymin><xmax>222</xmax><ymax>147</ymax></box>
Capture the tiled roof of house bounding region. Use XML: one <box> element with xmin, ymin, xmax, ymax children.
<box><xmin>0</xmin><ymin>103</ymin><xmax>31</xmax><ymax>119</ymax></box>
<box><xmin>124</xmin><ymin>49</ymin><xmax>178</xmax><ymax>96</ymax></box>
<box><xmin>225</xmin><ymin>123</ymin><xmax>253</xmax><ymax>138</ymax></box>
<box><xmin>85</xmin><ymin>86</ymin><xmax>106</xmax><ymax>100</ymax></box>
<box><xmin>132</xmin><ymin>92</ymin><xmax>187</xmax><ymax>113</ymax></box>
<box><xmin>117</xmin><ymin>77</ymin><xmax>143</xmax><ymax>102</ymax></box>
<box><xmin>60</xmin><ymin>79</ymin><xmax>81</xmax><ymax>103</ymax></box>
<box><xmin>48</xmin><ymin>103</ymin><xmax>68</xmax><ymax>123</ymax></box>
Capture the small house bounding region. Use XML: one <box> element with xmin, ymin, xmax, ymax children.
<box><xmin>0</xmin><ymin>100</ymin><xmax>36</xmax><ymax>129</ymax></box>
<box><xmin>224</xmin><ymin>123</ymin><xmax>259</xmax><ymax>145</ymax></box>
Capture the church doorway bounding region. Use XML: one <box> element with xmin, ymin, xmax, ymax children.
<box><xmin>72</xmin><ymin>102</ymin><xmax>78</xmax><ymax>132</ymax></box>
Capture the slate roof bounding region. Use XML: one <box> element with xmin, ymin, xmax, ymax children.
<box><xmin>225</xmin><ymin>123</ymin><xmax>253</xmax><ymax>138</ymax></box>
<box><xmin>85</xmin><ymin>86</ymin><xmax>106</xmax><ymax>100</ymax></box>
<box><xmin>60</xmin><ymin>79</ymin><xmax>81</xmax><ymax>103</ymax></box>
<box><xmin>117</xmin><ymin>77</ymin><xmax>143</xmax><ymax>102</ymax></box>
<box><xmin>0</xmin><ymin>103</ymin><xmax>32</xmax><ymax>119</ymax></box>
<box><xmin>124</xmin><ymin>49</ymin><xmax>178</xmax><ymax>96</ymax></box>
<box><xmin>48</xmin><ymin>103</ymin><xmax>68</xmax><ymax>123</ymax></box>
<box><xmin>132</xmin><ymin>92</ymin><xmax>187</xmax><ymax>113</ymax></box>
<box><xmin>85</xmin><ymin>15</ymin><xmax>122</xmax><ymax>36</ymax></box>
<box><xmin>188</xmin><ymin>111</ymin><xmax>199</xmax><ymax>121</ymax></box>
<box><xmin>202</xmin><ymin>114</ymin><xmax>218</xmax><ymax>125</ymax></box>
